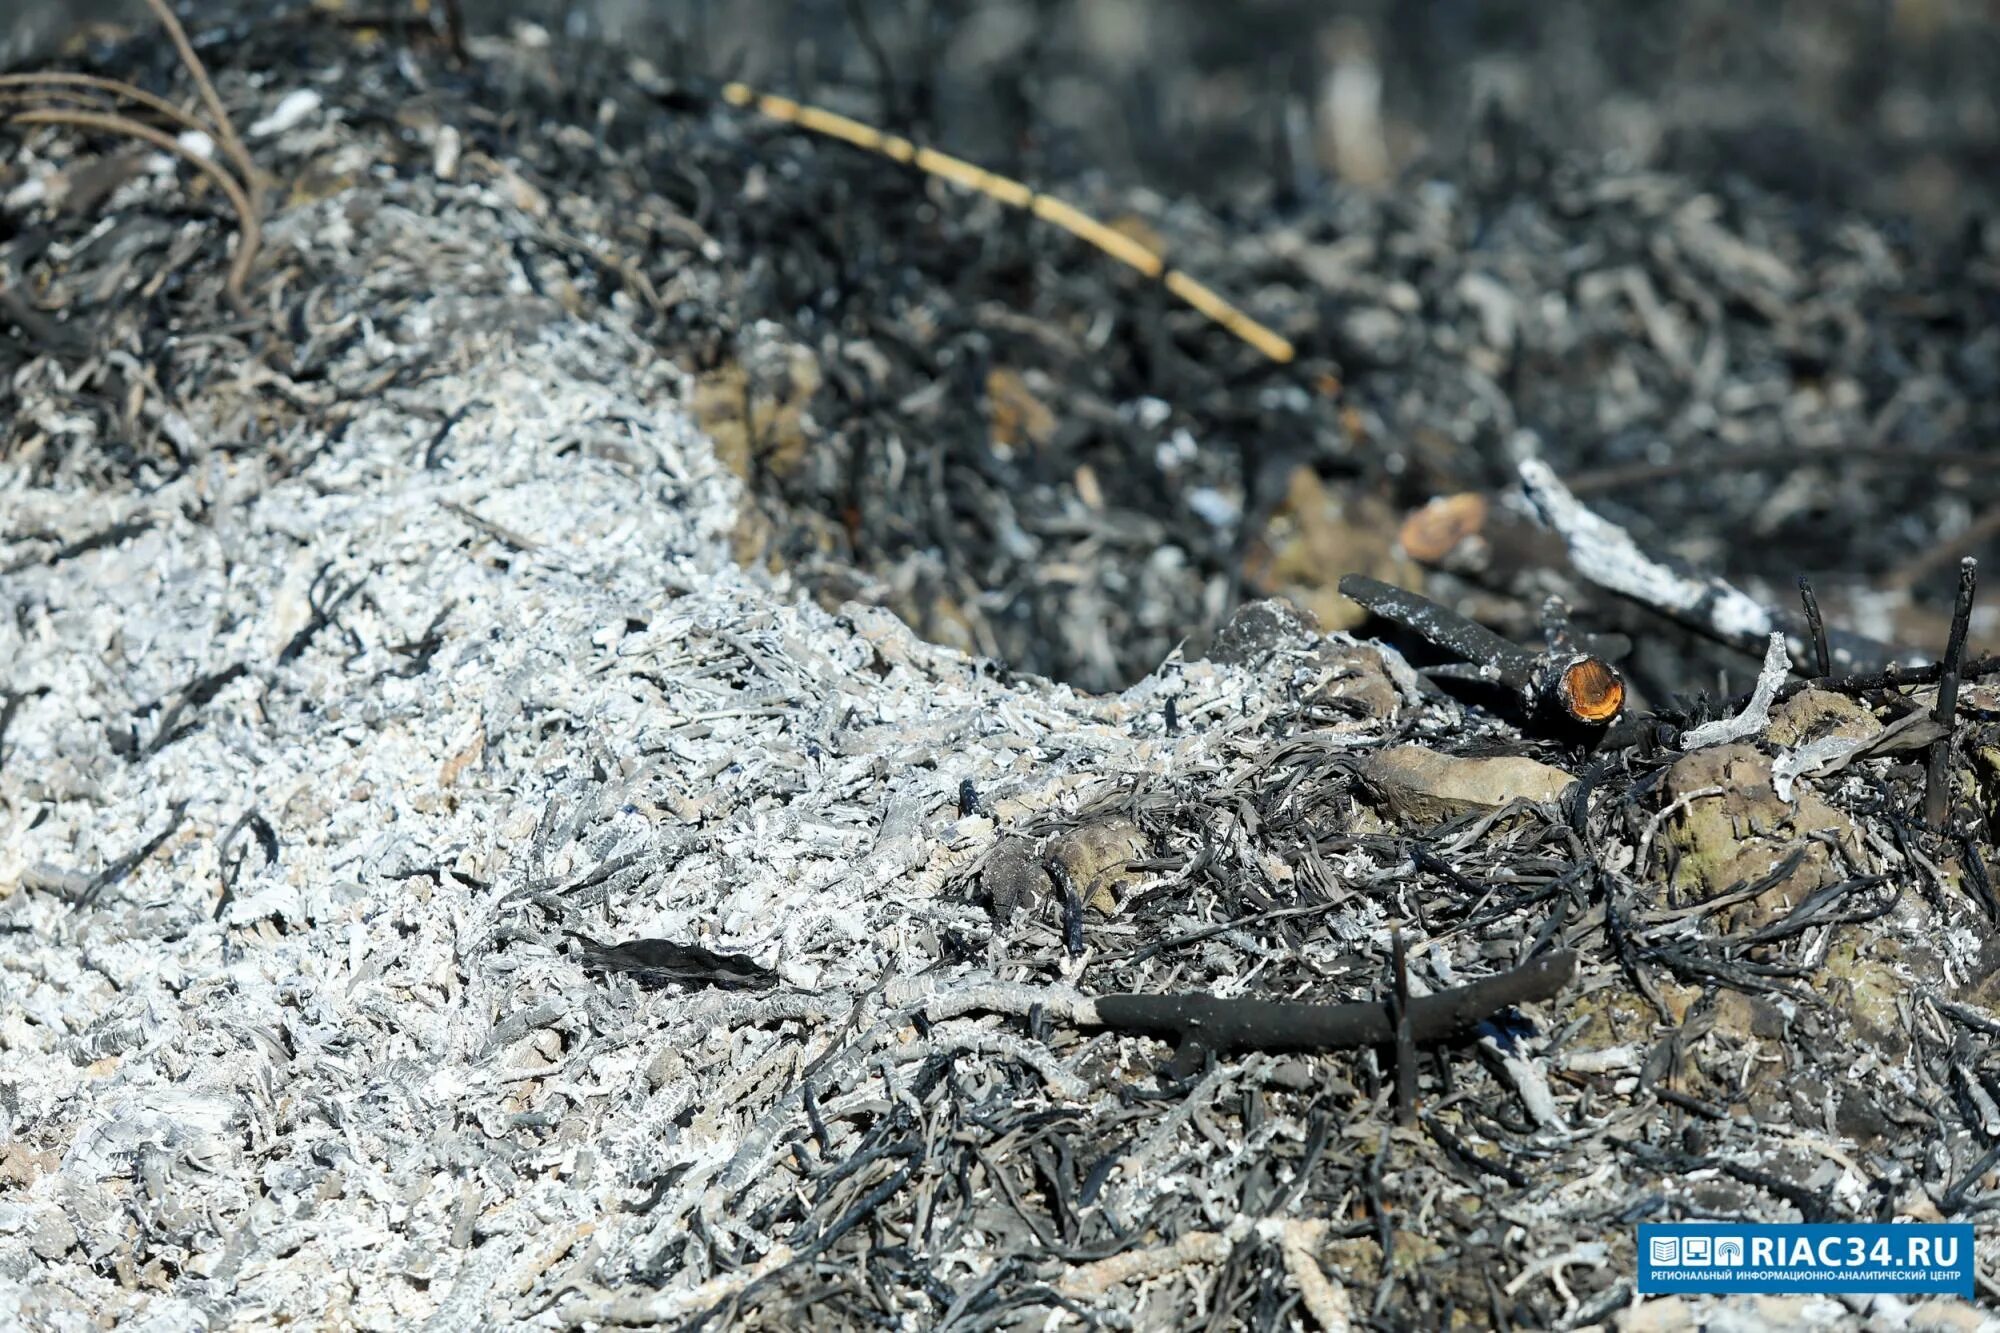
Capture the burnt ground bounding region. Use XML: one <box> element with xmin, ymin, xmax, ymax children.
<box><xmin>496</xmin><ymin>0</ymin><xmax>2000</xmax><ymax>701</ymax></box>
<box><xmin>3</xmin><ymin>4</ymin><xmax>2000</xmax><ymax>1331</ymax></box>
<box><xmin>6</xmin><ymin>1</ymin><xmax>2000</xmax><ymax>699</ymax></box>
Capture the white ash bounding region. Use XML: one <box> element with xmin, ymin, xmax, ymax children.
<box><xmin>1518</xmin><ymin>457</ymin><xmax>1779</xmax><ymax>649</ymax></box>
<box><xmin>1681</xmin><ymin>632</ymin><xmax>1790</xmax><ymax>751</ymax></box>
<box><xmin>0</xmin><ymin>152</ymin><xmax>1298</xmax><ymax>1326</ymax></box>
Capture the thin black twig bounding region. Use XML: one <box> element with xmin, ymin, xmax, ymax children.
<box><xmin>423</xmin><ymin>400</ymin><xmax>484</xmax><ymax>469</ymax></box>
<box><xmin>1422</xmin><ymin>1111</ymin><xmax>1528</xmax><ymax>1186</ymax></box>
<box><xmin>1958</xmin><ymin>834</ymin><xmax>2000</xmax><ymax>925</ymax></box>
<box><xmin>1797</xmin><ymin>575</ymin><xmax>1829</xmax><ymax>679</ymax></box>
<box><xmin>1942</xmin><ymin>1142</ymin><xmax>2000</xmax><ymax>1215</ymax></box>
<box><xmin>1774</xmin><ymin>652</ymin><xmax>2000</xmax><ymax>706</ymax></box>
<box><xmin>279</xmin><ymin>565</ymin><xmax>366</xmax><ymax>664</ymax></box>
<box><xmin>566</xmin><ymin>931</ymin><xmax>780</xmax><ymax>991</ymax></box>
<box><xmin>4</xmin><ymin>516</ymin><xmax>155</xmax><ymax>572</ymax></box>
<box><xmin>0</xmin><ymin>686</ymin><xmax>48</xmax><ymax>778</ymax></box>
<box><xmin>383</xmin><ymin>606</ymin><xmax>450</xmax><ymax>678</ymax></box>
<box><xmin>843</xmin><ymin>0</ymin><xmax>904</xmax><ymax>130</ymax></box>
<box><xmin>77</xmin><ymin>800</ymin><xmax>189</xmax><ymax>908</ymax></box>
<box><xmin>1048</xmin><ymin>857</ymin><xmax>1086</xmax><ymax>959</ymax></box>
<box><xmin>214</xmin><ymin>808</ymin><xmax>279</xmax><ymax>920</ymax></box>
<box><xmin>439</xmin><ymin>0</ymin><xmax>469</xmax><ymax>65</ymax></box>
<box><xmin>1926</xmin><ymin>557</ymin><xmax>1978</xmax><ymax>826</ymax></box>
<box><xmin>1391</xmin><ymin>929</ymin><xmax>1416</xmax><ymax>1125</ymax></box>
<box><xmin>140</xmin><ymin>662</ymin><xmax>248</xmax><ymax>758</ymax></box>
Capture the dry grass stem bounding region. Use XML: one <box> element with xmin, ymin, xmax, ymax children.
<box><xmin>8</xmin><ymin>108</ymin><xmax>260</xmax><ymax>302</ymax></box>
<box><xmin>1</xmin><ymin>0</ymin><xmax>264</xmax><ymax>308</ymax></box>
<box><xmin>137</xmin><ymin>0</ymin><xmax>259</xmax><ymax>206</ymax></box>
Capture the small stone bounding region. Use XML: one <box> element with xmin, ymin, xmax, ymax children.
<box><xmin>0</xmin><ymin>1142</ymin><xmax>58</xmax><ymax>1187</ymax></box>
<box><xmin>1305</xmin><ymin>642</ymin><xmax>1401</xmax><ymax>726</ymax></box>
<box><xmin>1709</xmin><ymin>988</ymin><xmax>1786</xmax><ymax>1041</ymax></box>
<box><xmin>1898</xmin><ymin>1188</ymin><xmax>1944</xmax><ymax>1223</ymax></box>
<box><xmin>1767</xmin><ymin>688</ymin><xmax>1881</xmax><ymax>748</ymax></box>
<box><xmin>1659</xmin><ymin>742</ymin><xmax>1862</xmax><ymax>931</ymax></box>
<box><xmin>985</xmin><ymin>367</ymin><xmax>1058</xmax><ymax>453</ymax></box>
<box><xmin>1241</xmin><ymin>469</ymin><xmax>1422</xmax><ymax>632</ymax></box>
<box><xmin>1358</xmin><ymin>745</ymin><xmax>1574</xmax><ymax>825</ymax></box>
<box><xmin>691</xmin><ymin>338</ymin><xmax>822</xmax><ymax>484</ymax></box>
<box><xmin>981</xmin><ymin>837</ymin><xmax>1052</xmax><ymax>924</ymax></box>
<box><xmin>1398</xmin><ymin>492</ymin><xmax>1488</xmax><ymax>564</ymax></box>
<box><xmin>645</xmin><ymin>1046</ymin><xmax>686</xmax><ymax>1093</ymax></box>
<box><xmin>1049</xmin><ymin>819</ymin><xmax>1150</xmax><ymax>915</ymax></box>
<box><xmin>1202</xmin><ymin>598</ymin><xmax>1323</xmax><ymax>668</ymax></box>
<box><xmin>1335</xmin><ymin>306</ymin><xmax>1407</xmax><ymax>364</ymax></box>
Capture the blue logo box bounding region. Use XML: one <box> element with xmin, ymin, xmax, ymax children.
<box><xmin>1638</xmin><ymin>1224</ymin><xmax>1973</xmax><ymax>1297</ymax></box>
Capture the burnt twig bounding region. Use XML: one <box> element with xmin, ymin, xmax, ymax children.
<box><xmin>1088</xmin><ymin>949</ymin><xmax>1576</xmax><ymax>1058</ymax></box>
<box><xmin>1342</xmin><ymin>573</ymin><xmax>1538</xmax><ymax>682</ymax></box>
<box><xmin>77</xmin><ymin>800</ymin><xmax>189</xmax><ymax>908</ymax></box>
<box><xmin>0</xmin><ymin>267</ymin><xmax>86</xmax><ymax>355</ymax></box>
<box><xmin>439</xmin><ymin>0</ymin><xmax>470</xmax><ymax>65</ymax></box>
<box><xmin>1775</xmin><ymin>652</ymin><xmax>2000</xmax><ymax>705</ymax></box>
<box><xmin>1960</xmin><ymin>835</ymin><xmax>2000</xmax><ymax>925</ymax></box>
<box><xmin>1391</xmin><ymin>929</ymin><xmax>1416</xmax><ymax>1125</ymax></box>
<box><xmin>1925</xmin><ymin>557</ymin><xmax>1978</xmax><ymax>827</ymax></box>
<box><xmin>139</xmin><ymin>662</ymin><xmax>248</xmax><ymax>759</ymax></box>
<box><xmin>1339</xmin><ymin>574</ymin><xmax>1624</xmax><ymax>726</ymax></box>
<box><xmin>1798</xmin><ymin>576</ymin><xmax>1829</xmax><ymax>678</ymax></box>
<box><xmin>214</xmin><ymin>809</ymin><xmax>279</xmax><ymax>920</ymax></box>
<box><xmin>383</xmin><ymin>606</ymin><xmax>450</xmax><ymax>678</ymax></box>
<box><xmin>0</xmin><ymin>686</ymin><xmax>49</xmax><ymax>779</ymax></box>
<box><xmin>1520</xmin><ymin>459</ymin><xmax>1913</xmax><ymax>674</ymax></box>
<box><xmin>5</xmin><ymin>517</ymin><xmax>156</xmax><ymax>574</ymax></box>
<box><xmin>279</xmin><ymin>566</ymin><xmax>367</xmax><ymax>664</ymax></box>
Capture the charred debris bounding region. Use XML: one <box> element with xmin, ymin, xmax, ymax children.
<box><xmin>4</xmin><ymin>4</ymin><xmax>2000</xmax><ymax>1329</ymax></box>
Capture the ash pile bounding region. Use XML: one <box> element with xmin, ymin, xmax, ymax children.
<box><xmin>4</xmin><ymin>7</ymin><xmax>2000</xmax><ymax>1332</ymax></box>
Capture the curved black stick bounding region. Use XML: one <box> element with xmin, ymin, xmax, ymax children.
<box><xmin>1090</xmin><ymin>950</ymin><xmax>1576</xmax><ymax>1055</ymax></box>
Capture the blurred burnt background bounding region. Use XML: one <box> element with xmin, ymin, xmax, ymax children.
<box><xmin>7</xmin><ymin>1</ymin><xmax>2000</xmax><ymax>698</ymax></box>
<box><xmin>14</xmin><ymin>0</ymin><xmax>1997</xmax><ymax>229</ymax></box>
<box><xmin>665</xmin><ymin>0</ymin><xmax>2000</xmax><ymax>232</ymax></box>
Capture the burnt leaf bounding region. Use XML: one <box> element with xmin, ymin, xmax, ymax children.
<box><xmin>567</xmin><ymin>932</ymin><xmax>780</xmax><ymax>991</ymax></box>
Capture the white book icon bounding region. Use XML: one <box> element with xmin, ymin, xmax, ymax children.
<box><xmin>1650</xmin><ymin>1236</ymin><xmax>1680</xmax><ymax>1265</ymax></box>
